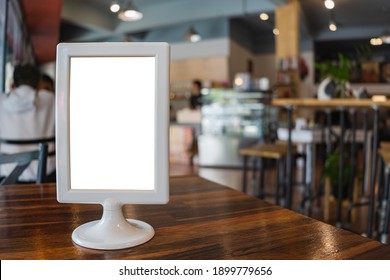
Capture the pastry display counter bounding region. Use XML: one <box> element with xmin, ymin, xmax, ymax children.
<box><xmin>198</xmin><ymin>89</ymin><xmax>276</xmax><ymax>167</ymax></box>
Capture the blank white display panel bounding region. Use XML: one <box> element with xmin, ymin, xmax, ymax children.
<box><xmin>69</xmin><ymin>57</ymin><xmax>155</xmax><ymax>190</ymax></box>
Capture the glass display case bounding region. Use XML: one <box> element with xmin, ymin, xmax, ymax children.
<box><xmin>198</xmin><ymin>89</ymin><xmax>277</xmax><ymax>167</ymax></box>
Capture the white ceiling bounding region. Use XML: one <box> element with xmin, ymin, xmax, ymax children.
<box><xmin>60</xmin><ymin>0</ymin><xmax>390</xmax><ymax>44</ymax></box>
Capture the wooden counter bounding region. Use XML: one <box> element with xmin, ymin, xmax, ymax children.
<box><xmin>1</xmin><ymin>175</ymin><xmax>390</xmax><ymax>259</ymax></box>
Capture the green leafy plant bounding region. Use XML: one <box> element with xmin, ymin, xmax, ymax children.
<box><xmin>322</xmin><ymin>151</ymin><xmax>359</xmax><ymax>199</ymax></box>
<box><xmin>315</xmin><ymin>53</ymin><xmax>352</xmax><ymax>98</ymax></box>
<box><xmin>316</xmin><ymin>53</ymin><xmax>352</xmax><ymax>83</ymax></box>
<box><xmin>322</xmin><ymin>152</ymin><xmax>351</xmax><ymax>185</ymax></box>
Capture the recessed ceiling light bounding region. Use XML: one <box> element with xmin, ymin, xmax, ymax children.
<box><xmin>273</xmin><ymin>28</ymin><xmax>280</xmax><ymax>35</ymax></box>
<box><xmin>117</xmin><ymin>1</ymin><xmax>143</xmax><ymax>21</ymax></box>
<box><xmin>110</xmin><ymin>2</ymin><xmax>120</xmax><ymax>13</ymax></box>
<box><xmin>259</xmin><ymin>13</ymin><xmax>269</xmax><ymax>21</ymax></box>
<box><xmin>324</xmin><ymin>0</ymin><xmax>335</xmax><ymax>10</ymax></box>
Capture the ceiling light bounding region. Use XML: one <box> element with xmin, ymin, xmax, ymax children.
<box><xmin>380</xmin><ymin>29</ymin><xmax>390</xmax><ymax>44</ymax></box>
<box><xmin>118</xmin><ymin>1</ymin><xmax>143</xmax><ymax>21</ymax></box>
<box><xmin>324</xmin><ymin>0</ymin><xmax>335</xmax><ymax>10</ymax></box>
<box><xmin>259</xmin><ymin>13</ymin><xmax>269</xmax><ymax>21</ymax></box>
<box><xmin>110</xmin><ymin>2</ymin><xmax>120</xmax><ymax>13</ymax></box>
<box><xmin>370</xmin><ymin>37</ymin><xmax>383</xmax><ymax>46</ymax></box>
<box><xmin>329</xmin><ymin>21</ymin><xmax>337</xmax><ymax>31</ymax></box>
<box><xmin>273</xmin><ymin>28</ymin><xmax>280</xmax><ymax>36</ymax></box>
<box><xmin>185</xmin><ymin>26</ymin><xmax>201</xmax><ymax>43</ymax></box>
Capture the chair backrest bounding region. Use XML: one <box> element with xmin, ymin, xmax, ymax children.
<box><xmin>0</xmin><ymin>143</ymin><xmax>48</xmax><ymax>185</ymax></box>
<box><xmin>0</xmin><ymin>137</ymin><xmax>55</xmax><ymax>147</ymax></box>
<box><xmin>0</xmin><ymin>137</ymin><xmax>55</xmax><ymax>185</ymax></box>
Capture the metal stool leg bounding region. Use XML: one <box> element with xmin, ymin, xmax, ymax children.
<box><xmin>336</xmin><ymin>108</ymin><xmax>346</xmax><ymax>228</ymax></box>
<box><xmin>381</xmin><ymin>166</ymin><xmax>390</xmax><ymax>243</ymax></box>
<box><xmin>362</xmin><ymin>109</ymin><xmax>369</xmax><ymax>196</ymax></box>
<box><xmin>376</xmin><ymin>158</ymin><xmax>385</xmax><ymax>235</ymax></box>
<box><xmin>258</xmin><ymin>157</ymin><xmax>265</xmax><ymax>199</ymax></box>
<box><xmin>276</xmin><ymin>158</ymin><xmax>281</xmax><ymax>205</ymax></box>
<box><xmin>367</xmin><ymin>107</ymin><xmax>380</xmax><ymax>238</ymax></box>
<box><xmin>346</xmin><ymin>109</ymin><xmax>357</xmax><ymax>225</ymax></box>
<box><xmin>300</xmin><ymin>153</ymin><xmax>311</xmax><ymax>216</ymax></box>
<box><xmin>251</xmin><ymin>158</ymin><xmax>258</xmax><ymax>196</ymax></box>
<box><xmin>242</xmin><ymin>155</ymin><xmax>248</xmax><ymax>193</ymax></box>
<box><xmin>285</xmin><ymin>106</ymin><xmax>293</xmax><ymax>209</ymax></box>
<box><xmin>280</xmin><ymin>157</ymin><xmax>287</xmax><ymax>207</ymax></box>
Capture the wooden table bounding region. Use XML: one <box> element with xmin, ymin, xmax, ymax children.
<box><xmin>1</xmin><ymin>175</ymin><xmax>390</xmax><ymax>259</ymax></box>
<box><xmin>272</xmin><ymin>98</ymin><xmax>390</xmax><ymax>233</ymax></box>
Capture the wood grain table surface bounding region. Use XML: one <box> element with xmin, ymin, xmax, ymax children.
<box><xmin>1</xmin><ymin>175</ymin><xmax>390</xmax><ymax>260</ymax></box>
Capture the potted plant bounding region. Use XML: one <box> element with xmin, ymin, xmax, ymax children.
<box><xmin>316</xmin><ymin>53</ymin><xmax>353</xmax><ymax>99</ymax></box>
<box><xmin>322</xmin><ymin>151</ymin><xmax>356</xmax><ymax>200</ymax></box>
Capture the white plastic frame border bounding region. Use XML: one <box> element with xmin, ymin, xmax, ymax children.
<box><xmin>55</xmin><ymin>42</ymin><xmax>169</xmax><ymax>205</ymax></box>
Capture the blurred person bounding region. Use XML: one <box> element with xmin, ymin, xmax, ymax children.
<box><xmin>38</xmin><ymin>73</ymin><xmax>55</xmax><ymax>93</ymax></box>
<box><xmin>189</xmin><ymin>79</ymin><xmax>202</xmax><ymax>110</ymax></box>
<box><xmin>0</xmin><ymin>64</ymin><xmax>56</xmax><ymax>182</ymax></box>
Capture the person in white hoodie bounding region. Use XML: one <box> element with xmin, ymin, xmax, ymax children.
<box><xmin>0</xmin><ymin>64</ymin><xmax>55</xmax><ymax>182</ymax></box>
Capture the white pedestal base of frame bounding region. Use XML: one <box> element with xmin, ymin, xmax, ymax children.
<box><xmin>72</xmin><ymin>199</ymin><xmax>154</xmax><ymax>250</ymax></box>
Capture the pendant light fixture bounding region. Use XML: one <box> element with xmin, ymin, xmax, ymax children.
<box><xmin>328</xmin><ymin>9</ymin><xmax>337</xmax><ymax>32</ymax></box>
<box><xmin>329</xmin><ymin>20</ymin><xmax>337</xmax><ymax>31</ymax></box>
<box><xmin>111</xmin><ymin>1</ymin><xmax>143</xmax><ymax>22</ymax></box>
<box><xmin>185</xmin><ymin>26</ymin><xmax>201</xmax><ymax>43</ymax></box>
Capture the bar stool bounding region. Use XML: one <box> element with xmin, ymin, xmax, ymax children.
<box><xmin>240</xmin><ymin>142</ymin><xmax>301</xmax><ymax>206</ymax></box>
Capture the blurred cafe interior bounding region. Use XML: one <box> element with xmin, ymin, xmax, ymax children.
<box><xmin>2</xmin><ymin>0</ymin><xmax>390</xmax><ymax>259</ymax></box>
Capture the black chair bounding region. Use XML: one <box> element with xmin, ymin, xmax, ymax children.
<box><xmin>240</xmin><ymin>142</ymin><xmax>290</xmax><ymax>206</ymax></box>
<box><xmin>0</xmin><ymin>143</ymin><xmax>48</xmax><ymax>185</ymax></box>
<box><xmin>0</xmin><ymin>137</ymin><xmax>55</xmax><ymax>185</ymax></box>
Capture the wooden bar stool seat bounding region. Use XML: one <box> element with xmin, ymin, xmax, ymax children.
<box><xmin>240</xmin><ymin>142</ymin><xmax>299</xmax><ymax>206</ymax></box>
<box><xmin>240</xmin><ymin>143</ymin><xmax>289</xmax><ymax>159</ymax></box>
<box><xmin>380</xmin><ymin>141</ymin><xmax>390</xmax><ymax>149</ymax></box>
